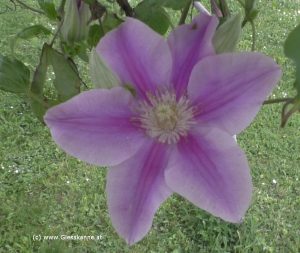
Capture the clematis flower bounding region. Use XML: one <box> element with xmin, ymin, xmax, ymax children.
<box><xmin>45</xmin><ymin>14</ymin><xmax>281</xmax><ymax>245</ymax></box>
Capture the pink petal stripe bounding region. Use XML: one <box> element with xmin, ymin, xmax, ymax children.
<box><xmin>188</xmin><ymin>52</ymin><xmax>281</xmax><ymax>135</ymax></box>
<box><xmin>107</xmin><ymin>140</ymin><xmax>172</xmax><ymax>245</ymax></box>
<box><xmin>165</xmin><ymin>127</ymin><xmax>252</xmax><ymax>222</ymax></box>
<box><xmin>168</xmin><ymin>13</ymin><xmax>218</xmax><ymax>96</ymax></box>
<box><xmin>44</xmin><ymin>87</ymin><xmax>145</xmax><ymax>166</ymax></box>
<box><xmin>97</xmin><ymin>18</ymin><xmax>172</xmax><ymax>99</ymax></box>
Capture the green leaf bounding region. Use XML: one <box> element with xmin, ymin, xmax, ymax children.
<box><xmin>83</xmin><ymin>0</ymin><xmax>95</xmax><ymax>4</ymax></box>
<box><xmin>135</xmin><ymin>0</ymin><xmax>160</xmax><ymax>7</ymax></box>
<box><xmin>29</xmin><ymin>96</ymin><xmax>48</xmax><ymax>122</ymax></box>
<box><xmin>31</xmin><ymin>45</ymin><xmax>48</xmax><ymax>96</ymax></box>
<box><xmin>161</xmin><ymin>0</ymin><xmax>187</xmax><ymax>10</ymax></box>
<box><xmin>77</xmin><ymin>44</ymin><xmax>89</xmax><ymax>62</ymax></box>
<box><xmin>102</xmin><ymin>13</ymin><xmax>123</xmax><ymax>33</ymax></box>
<box><xmin>87</xmin><ymin>24</ymin><xmax>104</xmax><ymax>47</ymax></box>
<box><xmin>284</xmin><ymin>24</ymin><xmax>300</xmax><ymax>63</ymax></box>
<box><xmin>89</xmin><ymin>48</ymin><xmax>120</xmax><ymax>88</ymax></box>
<box><xmin>38</xmin><ymin>0</ymin><xmax>57</xmax><ymax>20</ymax></box>
<box><xmin>87</xmin><ymin>13</ymin><xmax>122</xmax><ymax>46</ymax></box>
<box><xmin>213</xmin><ymin>13</ymin><xmax>242</xmax><ymax>53</ymax></box>
<box><xmin>16</xmin><ymin>25</ymin><xmax>52</xmax><ymax>40</ymax></box>
<box><xmin>46</xmin><ymin>46</ymin><xmax>81</xmax><ymax>101</ymax></box>
<box><xmin>0</xmin><ymin>55</ymin><xmax>30</xmax><ymax>93</ymax></box>
<box><xmin>11</xmin><ymin>25</ymin><xmax>52</xmax><ymax>52</ymax></box>
<box><xmin>30</xmin><ymin>44</ymin><xmax>81</xmax><ymax>121</ymax></box>
<box><xmin>284</xmin><ymin>24</ymin><xmax>300</xmax><ymax>95</ymax></box>
<box><xmin>30</xmin><ymin>45</ymin><xmax>51</xmax><ymax>121</ymax></box>
<box><xmin>136</xmin><ymin>0</ymin><xmax>187</xmax><ymax>10</ymax></box>
<box><xmin>62</xmin><ymin>41</ymin><xmax>90</xmax><ymax>61</ymax></box>
<box><xmin>135</xmin><ymin>2</ymin><xmax>170</xmax><ymax>35</ymax></box>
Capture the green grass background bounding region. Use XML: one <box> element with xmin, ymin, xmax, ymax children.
<box><xmin>0</xmin><ymin>0</ymin><xmax>300</xmax><ymax>252</ymax></box>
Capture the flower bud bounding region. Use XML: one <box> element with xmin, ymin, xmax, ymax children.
<box><xmin>61</xmin><ymin>0</ymin><xmax>91</xmax><ymax>44</ymax></box>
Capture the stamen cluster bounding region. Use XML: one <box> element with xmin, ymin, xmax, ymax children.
<box><xmin>138</xmin><ymin>90</ymin><xmax>195</xmax><ymax>144</ymax></box>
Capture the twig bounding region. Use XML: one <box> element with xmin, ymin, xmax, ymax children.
<box><xmin>14</xmin><ymin>0</ymin><xmax>44</xmax><ymax>14</ymax></box>
<box><xmin>263</xmin><ymin>97</ymin><xmax>293</xmax><ymax>105</ymax></box>
<box><xmin>116</xmin><ymin>0</ymin><xmax>134</xmax><ymax>17</ymax></box>
<box><xmin>179</xmin><ymin>0</ymin><xmax>193</xmax><ymax>25</ymax></box>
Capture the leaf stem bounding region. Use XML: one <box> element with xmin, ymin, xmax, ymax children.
<box><xmin>14</xmin><ymin>0</ymin><xmax>44</xmax><ymax>14</ymax></box>
<box><xmin>179</xmin><ymin>0</ymin><xmax>193</xmax><ymax>25</ymax></box>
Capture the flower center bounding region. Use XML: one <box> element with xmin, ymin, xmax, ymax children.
<box><xmin>138</xmin><ymin>90</ymin><xmax>195</xmax><ymax>144</ymax></box>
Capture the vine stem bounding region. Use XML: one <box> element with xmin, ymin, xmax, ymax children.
<box><xmin>49</xmin><ymin>19</ymin><xmax>64</xmax><ymax>47</ymax></box>
<box><xmin>263</xmin><ymin>97</ymin><xmax>294</xmax><ymax>105</ymax></box>
<box><xmin>14</xmin><ymin>0</ymin><xmax>44</xmax><ymax>14</ymax></box>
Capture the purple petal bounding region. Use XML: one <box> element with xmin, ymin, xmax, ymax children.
<box><xmin>188</xmin><ymin>53</ymin><xmax>281</xmax><ymax>135</ymax></box>
<box><xmin>168</xmin><ymin>13</ymin><xmax>218</xmax><ymax>96</ymax></box>
<box><xmin>165</xmin><ymin>128</ymin><xmax>252</xmax><ymax>222</ymax></box>
<box><xmin>96</xmin><ymin>18</ymin><xmax>172</xmax><ymax>99</ymax></box>
<box><xmin>107</xmin><ymin>140</ymin><xmax>172</xmax><ymax>245</ymax></box>
<box><xmin>44</xmin><ymin>87</ymin><xmax>145</xmax><ymax>166</ymax></box>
